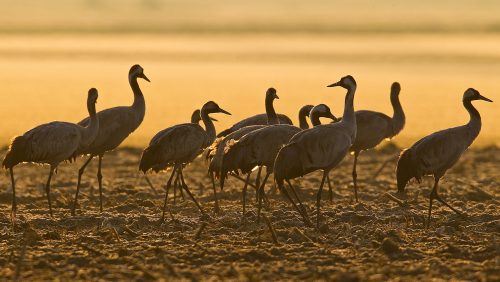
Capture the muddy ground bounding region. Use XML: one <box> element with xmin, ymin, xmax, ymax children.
<box><xmin>0</xmin><ymin>144</ymin><xmax>498</xmax><ymax>281</ymax></box>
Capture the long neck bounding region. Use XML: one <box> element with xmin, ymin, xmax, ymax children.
<box><xmin>130</xmin><ymin>74</ymin><xmax>146</xmax><ymax>119</ymax></box>
<box><xmin>341</xmin><ymin>86</ymin><xmax>356</xmax><ymax>124</ymax></box>
<box><xmin>298</xmin><ymin>107</ymin><xmax>310</xmax><ymax>129</ymax></box>
<box><xmin>266</xmin><ymin>96</ymin><xmax>279</xmax><ymax>125</ymax></box>
<box><xmin>201</xmin><ymin>110</ymin><xmax>217</xmax><ymax>144</ymax></box>
<box><xmin>390</xmin><ymin>92</ymin><xmax>405</xmax><ymax>136</ymax></box>
<box><xmin>310</xmin><ymin>111</ymin><xmax>322</xmax><ymax>127</ymax></box>
<box><xmin>463</xmin><ymin>98</ymin><xmax>482</xmax><ymax>144</ymax></box>
<box><xmin>81</xmin><ymin>100</ymin><xmax>99</xmax><ymax>147</ymax></box>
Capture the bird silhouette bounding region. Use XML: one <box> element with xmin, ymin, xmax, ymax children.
<box><xmin>396</xmin><ymin>88</ymin><xmax>492</xmax><ymax>227</ymax></box>
<box><xmin>298</xmin><ymin>105</ymin><xmax>314</xmax><ymax>129</ymax></box>
<box><xmin>274</xmin><ymin>75</ymin><xmax>358</xmax><ymax>228</ymax></box>
<box><xmin>139</xmin><ymin>101</ymin><xmax>231</xmax><ymax>221</ymax></box>
<box><xmin>3</xmin><ymin>88</ymin><xmax>99</xmax><ymax>219</ymax></box>
<box><xmin>72</xmin><ymin>64</ymin><xmax>149</xmax><ymax>216</ymax></box>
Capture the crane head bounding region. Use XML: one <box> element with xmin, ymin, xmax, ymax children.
<box><xmin>327</xmin><ymin>75</ymin><xmax>356</xmax><ymax>89</ymax></box>
<box><xmin>202</xmin><ymin>101</ymin><xmax>231</xmax><ymax>116</ymax></box>
<box><xmin>129</xmin><ymin>64</ymin><xmax>151</xmax><ymax>82</ymax></box>
<box><xmin>311</xmin><ymin>104</ymin><xmax>338</xmax><ymax>122</ymax></box>
<box><xmin>464</xmin><ymin>88</ymin><xmax>493</xmax><ymax>103</ymax></box>
<box><xmin>88</xmin><ymin>88</ymin><xmax>98</xmax><ymax>104</ymax></box>
<box><xmin>391</xmin><ymin>82</ymin><xmax>401</xmax><ymax>96</ymax></box>
<box><xmin>266</xmin><ymin>87</ymin><xmax>279</xmax><ymax>100</ymax></box>
<box><xmin>191</xmin><ymin>109</ymin><xmax>217</xmax><ymax>123</ymax></box>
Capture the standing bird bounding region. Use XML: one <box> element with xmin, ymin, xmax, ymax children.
<box><xmin>274</xmin><ymin>75</ymin><xmax>358</xmax><ymax>228</ymax></box>
<box><xmin>396</xmin><ymin>88</ymin><xmax>492</xmax><ymax>227</ymax></box>
<box><xmin>220</xmin><ymin>104</ymin><xmax>336</xmax><ymax>220</ymax></box>
<box><xmin>349</xmin><ymin>82</ymin><xmax>405</xmax><ymax>202</ymax></box>
<box><xmin>216</xmin><ymin>88</ymin><xmax>291</xmax><ymax>137</ymax></box>
<box><xmin>71</xmin><ymin>64</ymin><xmax>150</xmax><ymax>216</ymax></box>
<box><xmin>3</xmin><ymin>88</ymin><xmax>99</xmax><ymax>219</ymax></box>
<box><xmin>139</xmin><ymin>101</ymin><xmax>231</xmax><ymax>221</ymax></box>
<box><xmin>298</xmin><ymin>105</ymin><xmax>314</xmax><ymax>129</ymax></box>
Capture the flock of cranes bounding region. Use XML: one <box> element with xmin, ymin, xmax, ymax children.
<box><xmin>2</xmin><ymin>64</ymin><xmax>492</xmax><ymax>229</ymax></box>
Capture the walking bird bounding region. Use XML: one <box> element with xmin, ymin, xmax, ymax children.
<box><xmin>216</xmin><ymin>88</ymin><xmax>292</xmax><ymax>137</ymax></box>
<box><xmin>220</xmin><ymin>104</ymin><xmax>336</xmax><ymax>220</ymax></box>
<box><xmin>274</xmin><ymin>75</ymin><xmax>358</xmax><ymax>228</ymax></box>
<box><xmin>349</xmin><ymin>82</ymin><xmax>405</xmax><ymax>202</ymax></box>
<box><xmin>139</xmin><ymin>101</ymin><xmax>231</xmax><ymax>221</ymax></box>
<box><xmin>3</xmin><ymin>88</ymin><xmax>99</xmax><ymax>219</ymax></box>
<box><xmin>72</xmin><ymin>64</ymin><xmax>149</xmax><ymax>215</ymax></box>
<box><xmin>396</xmin><ymin>88</ymin><xmax>492</xmax><ymax>227</ymax></box>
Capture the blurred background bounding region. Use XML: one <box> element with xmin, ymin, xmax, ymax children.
<box><xmin>0</xmin><ymin>0</ymin><xmax>498</xmax><ymax>147</ymax></box>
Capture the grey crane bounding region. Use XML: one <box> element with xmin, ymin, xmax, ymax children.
<box><xmin>274</xmin><ymin>75</ymin><xmax>358</xmax><ymax>228</ymax></box>
<box><xmin>396</xmin><ymin>88</ymin><xmax>492</xmax><ymax>227</ymax></box>
<box><xmin>71</xmin><ymin>64</ymin><xmax>149</xmax><ymax>216</ymax></box>
<box><xmin>298</xmin><ymin>105</ymin><xmax>314</xmax><ymax>129</ymax></box>
<box><xmin>349</xmin><ymin>82</ymin><xmax>405</xmax><ymax>202</ymax></box>
<box><xmin>220</xmin><ymin>104</ymin><xmax>336</xmax><ymax>220</ymax></box>
<box><xmin>3</xmin><ymin>88</ymin><xmax>99</xmax><ymax>219</ymax></box>
<box><xmin>216</xmin><ymin>88</ymin><xmax>292</xmax><ymax>138</ymax></box>
<box><xmin>139</xmin><ymin>101</ymin><xmax>231</xmax><ymax>221</ymax></box>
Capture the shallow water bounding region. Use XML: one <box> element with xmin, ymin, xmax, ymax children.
<box><xmin>0</xmin><ymin>33</ymin><xmax>498</xmax><ymax>147</ymax></box>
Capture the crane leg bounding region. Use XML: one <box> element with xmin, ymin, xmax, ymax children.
<box><xmin>427</xmin><ymin>178</ymin><xmax>464</xmax><ymax>228</ymax></box>
<box><xmin>97</xmin><ymin>154</ymin><xmax>104</xmax><ymax>212</ymax></box>
<box><xmin>9</xmin><ymin>168</ymin><xmax>17</xmax><ymax>227</ymax></box>
<box><xmin>241</xmin><ymin>173</ymin><xmax>251</xmax><ymax>222</ymax></box>
<box><xmin>210</xmin><ymin>171</ymin><xmax>220</xmax><ymax>213</ymax></box>
<box><xmin>257</xmin><ymin>172</ymin><xmax>270</xmax><ymax>223</ymax></box>
<box><xmin>352</xmin><ymin>151</ymin><xmax>360</xmax><ymax>203</ymax></box>
<box><xmin>45</xmin><ymin>166</ymin><xmax>55</xmax><ymax>217</ymax></box>
<box><xmin>316</xmin><ymin>171</ymin><xmax>328</xmax><ymax>229</ymax></box>
<box><xmin>143</xmin><ymin>174</ymin><xmax>158</xmax><ymax>196</ymax></box>
<box><xmin>326</xmin><ymin>174</ymin><xmax>333</xmax><ymax>203</ymax></box>
<box><xmin>72</xmin><ymin>155</ymin><xmax>94</xmax><ymax>216</ymax></box>
<box><xmin>178</xmin><ymin>167</ymin><xmax>204</xmax><ymax>214</ymax></box>
<box><xmin>277</xmin><ymin>180</ymin><xmax>312</xmax><ymax>227</ymax></box>
<box><xmin>161</xmin><ymin>166</ymin><xmax>177</xmax><ymax>222</ymax></box>
<box><xmin>255</xmin><ymin>166</ymin><xmax>262</xmax><ymax>195</ymax></box>
<box><xmin>172</xmin><ymin>172</ymin><xmax>179</xmax><ymax>204</ymax></box>
<box><xmin>286</xmin><ymin>179</ymin><xmax>309</xmax><ymax>220</ymax></box>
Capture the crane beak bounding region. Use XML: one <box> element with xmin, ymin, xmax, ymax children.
<box><xmin>327</xmin><ymin>81</ymin><xmax>341</xmax><ymax>87</ymax></box>
<box><xmin>478</xmin><ymin>94</ymin><xmax>493</xmax><ymax>102</ymax></box>
<box><xmin>328</xmin><ymin>112</ymin><xmax>338</xmax><ymax>122</ymax></box>
<box><xmin>210</xmin><ymin>117</ymin><xmax>218</xmax><ymax>122</ymax></box>
<box><xmin>274</xmin><ymin>94</ymin><xmax>280</xmax><ymax>99</ymax></box>
<box><xmin>218</xmin><ymin>108</ymin><xmax>231</xmax><ymax>115</ymax></box>
<box><xmin>141</xmin><ymin>73</ymin><xmax>151</xmax><ymax>82</ymax></box>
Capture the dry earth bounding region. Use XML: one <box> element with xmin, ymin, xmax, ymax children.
<box><xmin>0</xmin><ymin>144</ymin><xmax>498</xmax><ymax>281</ymax></box>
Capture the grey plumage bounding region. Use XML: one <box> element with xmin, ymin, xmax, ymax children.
<box><xmin>349</xmin><ymin>82</ymin><xmax>405</xmax><ymax>201</ymax></box>
<box><xmin>3</xmin><ymin>88</ymin><xmax>99</xmax><ymax>218</ymax></box>
<box><xmin>396</xmin><ymin>88</ymin><xmax>492</xmax><ymax>227</ymax></box>
<box><xmin>140</xmin><ymin>101</ymin><xmax>231</xmax><ymax>221</ymax></box>
<box><xmin>298</xmin><ymin>105</ymin><xmax>314</xmax><ymax>129</ymax></box>
<box><xmin>71</xmin><ymin>64</ymin><xmax>150</xmax><ymax>216</ymax></box>
<box><xmin>216</xmin><ymin>88</ymin><xmax>292</xmax><ymax>137</ymax></box>
<box><xmin>274</xmin><ymin>75</ymin><xmax>358</xmax><ymax>227</ymax></box>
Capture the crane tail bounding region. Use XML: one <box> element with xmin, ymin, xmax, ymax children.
<box><xmin>396</xmin><ymin>148</ymin><xmax>418</xmax><ymax>193</ymax></box>
<box><xmin>2</xmin><ymin>136</ymin><xmax>28</xmax><ymax>169</ymax></box>
<box><xmin>219</xmin><ymin>140</ymin><xmax>253</xmax><ymax>189</ymax></box>
<box><xmin>139</xmin><ymin>145</ymin><xmax>160</xmax><ymax>173</ymax></box>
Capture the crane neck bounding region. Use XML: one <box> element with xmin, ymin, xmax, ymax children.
<box><xmin>266</xmin><ymin>96</ymin><xmax>279</xmax><ymax>125</ymax></box>
<box><xmin>81</xmin><ymin>99</ymin><xmax>99</xmax><ymax>148</ymax></box>
<box><xmin>310</xmin><ymin>111</ymin><xmax>322</xmax><ymax>127</ymax></box>
<box><xmin>201</xmin><ymin>110</ymin><xmax>217</xmax><ymax>144</ymax></box>
<box><xmin>390</xmin><ymin>91</ymin><xmax>405</xmax><ymax>136</ymax></box>
<box><xmin>130</xmin><ymin>74</ymin><xmax>146</xmax><ymax>118</ymax></box>
<box><xmin>298</xmin><ymin>106</ymin><xmax>312</xmax><ymax>129</ymax></box>
<box><xmin>341</xmin><ymin>85</ymin><xmax>356</xmax><ymax>124</ymax></box>
<box><xmin>463</xmin><ymin>98</ymin><xmax>482</xmax><ymax>143</ymax></box>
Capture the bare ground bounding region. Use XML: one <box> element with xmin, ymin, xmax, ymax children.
<box><xmin>0</xmin><ymin>145</ymin><xmax>498</xmax><ymax>281</ymax></box>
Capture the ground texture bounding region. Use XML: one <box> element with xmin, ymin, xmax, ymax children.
<box><xmin>0</xmin><ymin>145</ymin><xmax>498</xmax><ymax>281</ymax></box>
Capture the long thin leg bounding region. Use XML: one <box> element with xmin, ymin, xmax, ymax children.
<box><xmin>257</xmin><ymin>172</ymin><xmax>271</xmax><ymax>223</ymax></box>
<box><xmin>326</xmin><ymin>174</ymin><xmax>333</xmax><ymax>203</ymax></box>
<box><xmin>9</xmin><ymin>168</ymin><xmax>16</xmax><ymax>225</ymax></box>
<box><xmin>242</xmin><ymin>173</ymin><xmax>251</xmax><ymax>221</ymax></box>
<box><xmin>255</xmin><ymin>166</ymin><xmax>262</xmax><ymax>192</ymax></box>
<box><xmin>72</xmin><ymin>154</ymin><xmax>94</xmax><ymax>216</ymax></box>
<box><xmin>97</xmin><ymin>154</ymin><xmax>104</xmax><ymax>212</ymax></box>
<box><xmin>161</xmin><ymin>166</ymin><xmax>177</xmax><ymax>222</ymax></box>
<box><xmin>277</xmin><ymin>181</ymin><xmax>312</xmax><ymax>227</ymax></box>
<box><xmin>427</xmin><ymin>179</ymin><xmax>438</xmax><ymax>228</ymax></box>
<box><xmin>46</xmin><ymin>166</ymin><xmax>55</xmax><ymax>217</ymax></box>
<box><xmin>210</xmin><ymin>171</ymin><xmax>220</xmax><ymax>213</ymax></box>
<box><xmin>316</xmin><ymin>171</ymin><xmax>328</xmax><ymax>228</ymax></box>
<box><xmin>286</xmin><ymin>179</ymin><xmax>308</xmax><ymax>219</ymax></box>
<box><xmin>432</xmin><ymin>178</ymin><xmax>464</xmax><ymax>217</ymax></box>
<box><xmin>144</xmin><ymin>175</ymin><xmax>158</xmax><ymax>196</ymax></box>
<box><xmin>178</xmin><ymin>167</ymin><xmax>204</xmax><ymax>214</ymax></box>
<box><xmin>352</xmin><ymin>151</ymin><xmax>359</xmax><ymax>203</ymax></box>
